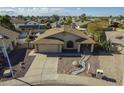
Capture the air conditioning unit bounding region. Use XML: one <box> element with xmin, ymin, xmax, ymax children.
<box><xmin>96</xmin><ymin>69</ymin><xmax>104</xmax><ymax>79</ymax></box>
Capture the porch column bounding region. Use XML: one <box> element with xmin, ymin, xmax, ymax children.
<box><xmin>78</xmin><ymin>44</ymin><xmax>80</xmax><ymax>53</ymax></box>
<box><xmin>35</xmin><ymin>44</ymin><xmax>39</xmax><ymax>52</ymax></box>
<box><xmin>59</xmin><ymin>45</ymin><xmax>62</xmax><ymax>53</ymax></box>
<box><xmin>91</xmin><ymin>44</ymin><xmax>94</xmax><ymax>52</ymax></box>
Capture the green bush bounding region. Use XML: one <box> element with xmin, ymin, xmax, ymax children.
<box><xmin>118</xmin><ymin>24</ymin><xmax>124</xmax><ymax>29</ymax></box>
<box><xmin>100</xmin><ymin>40</ymin><xmax>110</xmax><ymax>50</ymax></box>
<box><xmin>80</xmin><ymin>24</ymin><xmax>85</xmax><ymax>28</ymax></box>
<box><xmin>79</xmin><ymin>24</ymin><xmax>87</xmax><ymax>28</ymax></box>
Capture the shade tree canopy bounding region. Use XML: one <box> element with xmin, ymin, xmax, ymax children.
<box><xmin>87</xmin><ymin>21</ymin><xmax>108</xmax><ymax>42</ymax></box>
<box><xmin>0</xmin><ymin>15</ymin><xmax>16</xmax><ymax>31</ymax></box>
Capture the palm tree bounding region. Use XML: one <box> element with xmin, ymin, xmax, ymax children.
<box><xmin>25</xmin><ymin>30</ymin><xmax>32</xmax><ymax>48</ymax></box>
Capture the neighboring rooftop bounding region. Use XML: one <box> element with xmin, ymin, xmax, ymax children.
<box><xmin>105</xmin><ymin>31</ymin><xmax>124</xmax><ymax>46</ymax></box>
<box><xmin>0</xmin><ymin>26</ymin><xmax>19</xmax><ymax>39</ymax></box>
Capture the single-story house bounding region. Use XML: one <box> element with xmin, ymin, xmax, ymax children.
<box><xmin>105</xmin><ymin>31</ymin><xmax>124</xmax><ymax>54</ymax></box>
<box><xmin>0</xmin><ymin>26</ymin><xmax>19</xmax><ymax>57</ymax></box>
<box><xmin>51</xmin><ymin>21</ymin><xmax>61</xmax><ymax>28</ymax></box>
<box><xmin>75</xmin><ymin>26</ymin><xmax>87</xmax><ymax>31</ymax></box>
<box><xmin>14</xmin><ymin>21</ymin><xmax>46</xmax><ymax>33</ymax></box>
<box><xmin>103</xmin><ymin>27</ymin><xmax>116</xmax><ymax>31</ymax></box>
<box><xmin>33</xmin><ymin>25</ymin><xmax>96</xmax><ymax>53</ymax></box>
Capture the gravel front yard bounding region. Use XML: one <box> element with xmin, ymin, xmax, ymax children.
<box><xmin>57</xmin><ymin>55</ymin><xmax>100</xmax><ymax>76</ymax></box>
<box><xmin>0</xmin><ymin>47</ymin><xmax>35</xmax><ymax>81</ymax></box>
<box><xmin>99</xmin><ymin>54</ymin><xmax>124</xmax><ymax>85</ymax></box>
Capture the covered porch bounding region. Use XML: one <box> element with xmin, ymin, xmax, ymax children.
<box><xmin>76</xmin><ymin>38</ymin><xmax>96</xmax><ymax>53</ymax></box>
<box><xmin>77</xmin><ymin>44</ymin><xmax>95</xmax><ymax>53</ymax></box>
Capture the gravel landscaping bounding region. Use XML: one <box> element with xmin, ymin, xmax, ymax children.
<box><xmin>0</xmin><ymin>45</ymin><xmax>35</xmax><ymax>81</ymax></box>
<box><xmin>57</xmin><ymin>55</ymin><xmax>100</xmax><ymax>77</ymax></box>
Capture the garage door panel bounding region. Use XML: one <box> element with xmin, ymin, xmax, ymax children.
<box><xmin>38</xmin><ymin>45</ymin><xmax>59</xmax><ymax>52</ymax></box>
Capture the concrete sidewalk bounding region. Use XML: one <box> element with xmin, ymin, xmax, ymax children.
<box><xmin>57</xmin><ymin>74</ymin><xmax>117</xmax><ymax>86</ymax></box>
<box><xmin>0</xmin><ymin>74</ymin><xmax>117</xmax><ymax>86</ymax></box>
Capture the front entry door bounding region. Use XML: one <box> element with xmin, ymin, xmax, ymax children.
<box><xmin>66</xmin><ymin>41</ymin><xmax>74</xmax><ymax>48</ymax></box>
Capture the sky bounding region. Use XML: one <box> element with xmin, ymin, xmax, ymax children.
<box><xmin>0</xmin><ymin>7</ymin><xmax>124</xmax><ymax>16</ymax></box>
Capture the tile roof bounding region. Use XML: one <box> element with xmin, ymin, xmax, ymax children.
<box><xmin>0</xmin><ymin>26</ymin><xmax>19</xmax><ymax>39</ymax></box>
<box><xmin>33</xmin><ymin>25</ymin><xmax>96</xmax><ymax>44</ymax></box>
<box><xmin>105</xmin><ymin>31</ymin><xmax>124</xmax><ymax>46</ymax></box>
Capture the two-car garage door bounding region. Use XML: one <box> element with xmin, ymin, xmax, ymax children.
<box><xmin>38</xmin><ymin>44</ymin><xmax>60</xmax><ymax>53</ymax></box>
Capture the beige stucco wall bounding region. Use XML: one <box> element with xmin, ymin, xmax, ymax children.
<box><xmin>51</xmin><ymin>33</ymin><xmax>81</xmax><ymax>49</ymax></box>
<box><xmin>37</xmin><ymin>44</ymin><xmax>60</xmax><ymax>53</ymax></box>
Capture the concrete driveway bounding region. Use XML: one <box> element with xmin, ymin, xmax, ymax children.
<box><xmin>41</xmin><ymin>57</ymin><xmax>58</xmax><ymax>80</ymax></box>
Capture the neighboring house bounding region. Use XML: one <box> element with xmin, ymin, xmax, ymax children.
<box><xmin>120</xmin><ymin>19</ymin><xmax>124</xmax><ymax>23</ymax></box>
<box><xmin>74</xmin><ymin>21</ymin><xmax>82</xmax><ymax>26</ymax></box>
<box><xmin>76</xmin><ymin>26</ymin><xmax>87</xmax><ymax>31</ymax></box>
<box><xmin>33</xmin><ymin>25</ymin><xmax>96</xmax><ymax>53</ymax></box>
<box><xmin>105</xmin><ymin>31</ymin><xmax>124</xmax><ymax>54</ymax></box>
<box><xmin>0</xmin><ymin>26</ymin><xmax>19</xmax><ymax>57</ymax></box>
<box><xmin>51</xmin><ymin>21</ymin><xmax>61</xmax><ymax>28</ymax></box>
<box><xmin>18</xmin><ymin>32</ymin><xmax>28</xmax><ymax>38</ymax></box>
<box><xmin>14</xmin><ymin>21</ymin><xmax>46</xmax><ymax>33</ymax></box>
<box><xmin>10</xmin><ymin>17</ymin><xmax>27</xmax><ymax>25</ymax></box>
<box><xmin>103</xmin><ymin>27</ymin><xmax>116</xmax><ymax>31</ymax></box>
<box><xmin>75</xmin><ymin>21</ymin><xmax>91</xmax><ymax>28</ymax></box>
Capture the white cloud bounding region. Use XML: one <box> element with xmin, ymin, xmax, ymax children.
<box><xmin>0</xmin><ymin>7</ymin><xmax>65</xmax><ymax>16</ymax></box>
<box><xmin>77</xmin><ymin>8</ymin><xmax>81</xmax><ymax>10</ymax></box>
<box><xmin>0</xmin><ymin>8</ymin><xmax>17</xmax><ymax>15</ymax></box>
<box><xmin>40</xmin><ymin>7</ymin><xmax>49</xmax><ymax>12</ymax></box>
<box><xmin>50</xmin><ymin>8</ymin><xmax>63</xmax><ymax>11</ymax></box>
<box><xmin>0</xmin><ymin>8</ymin><xmax>15</xmax><ymax>12</ymax></box>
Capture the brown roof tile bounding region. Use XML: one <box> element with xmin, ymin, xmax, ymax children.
<box><xmin>0</xmin><ymin>26</ymin><xmax>19</xmax><ymax>39</ymax></box>
<box><xmin>33</xmin><ymin>25</ymin><xmax>96</xmax><ymax>44</ymax></box>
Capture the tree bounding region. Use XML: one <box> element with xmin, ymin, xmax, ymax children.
<box><xmin>61</xmin><ymin>16</ymin><xmax>72</xmax><ymax>25</ymax></box>
<box><xmin>100</xmin><ymin>40</ymin><xmax>110</xmax><ymax>51</ymax></box>
<box><xmin>0</xmin><ymin>15</ymin><xmax>16</xmax><ymax>31</ymax></box>
<box><xmin>45</xmin><ymin>22</ymin><xmax>52</xmax><ymax>29</ymax></box>
<box><xmin>119</xmin><ymin>15</ymin><xmax>124</xmax><ymax>20</ymax></box>
<box><xmin>17</xmin><ymin>15</ymin><xmax>24</xmax><ymax>19</ymax></box>
<box><xmin>79</xmin><ymin>13</ymin><xmax>87</xmax><ymax>22</ymax></box>
<box><xmin>87</xmin><ymin>21</ymin><xmax>107</xmax><ymax>42</ymax></box>
<box><xmin>25</xmin><ymin>37</ymin><xmax>31</xmax><ymax>48</ymax></box>
<box><xmin>111</xmin><ymin>22</ymin><xmax>119</xmax><ymax>27</ymax></box>
<box><xmin>64</xmin><ymin>16</ymin><xmax>72</xmax><ymax>25</ymax></box>
<box><xmin>63</xmin><ymin>17</ymin><xmax>66</xmax><ymax>21</ymax></box>
<box><xmin>60</xmin><ymin>17</ymin><xmax>66</xmax><ymax>25</ymax></box>
<box><xmin>118</xmin><ymin>23</ymin><xmax>124</xmax><ymax>29</ymax></box>
<box><xmin>51</xmin><ymin>15</ymin><xmax>59</xmax><ymax>22</ymax></box>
